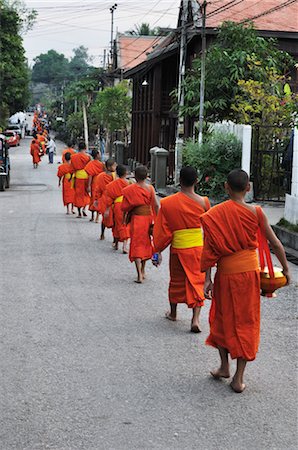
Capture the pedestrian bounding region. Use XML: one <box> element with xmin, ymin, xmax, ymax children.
<box><xmin>85</xmin><ymin>150</ymin><xmax>105</xmax><ymax>222</ymax></box>
<box><xmin>201</xmin><ymin>169</ymin><xmax>290</xmax><ymax>393</ymax></box>
<box><xmin>102</xmin><ymin>164</ymin><xmax>130</xmax><ymax>254</ymax></box>
<box><xmin>93</xmin><ymin>158</ymin><xmax>117</xmax><ymax>239</ymax></box>
<box><xmin>30</xmin><ymin>137</ymin><xmax>41</xmax><ymax>169</ymax></box>
<box><xmin>121</xmin><ymin>165</ymin><xmax>159</xmax><ymax>284</ymax></box>
<box><xmin>153</xmin><ymin>166</ymin><xmax>210</xmax><ymax>333</ymax></box>
<box><xmin>47</xmin><ymin>137</ymin><xmax>56</xmax><ymax>164</ymax></box>
<box><xmin>57</xmin><ymin>152</ymin><xmax>75</xmax><ymax>215</ymax></box>
<box><xmin>69</xmin><ymin>141</ymin><xmax>91</xmax><ymax>218</ymax></box>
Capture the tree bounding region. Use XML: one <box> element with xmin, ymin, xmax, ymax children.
<box><xmin>31</xmin><ymin>50</ymin><xmax>70</xmax><ymax>85</ymax></box>
<box><xmin>0</xmin><ymin>1</ymin><xmax>31</xmax><ymax>124</ymax></box>
<box><xmin>91</xmin><ymin>81</ymin><xmax>131</xmax><ymax>153</ymax></box>
<box><xmin>182</xmin><ymin>22</ymin><xmax>294</xmax><ymax>122</ymax></box>
<box><xmin>126</xmin><ymin>22</ymin><xmax>159</xmax><ymax>36</ymax></box>
<box><xmin>69</xmin><ymin>46</ymin><xmax>91</xmax><ymax>79</ymax></box>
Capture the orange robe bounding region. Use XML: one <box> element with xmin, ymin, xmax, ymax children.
<box><xmin>30</xmin><ymin>140</ymin><xmax>41</xmax><ymax>164</ymax></box>
<box><xmin>36</xmin><ymin>134</ymin><xmax>45</xmax><ymax>155</ymax></box>
<box><xmin>57</xmin><ymin>163</ymin><xmax>75</xmax><ymax>206</ymax></box>
<box><xmin>62</xmin><ymin>148</ymin><xmax>76</xmax><ymax>163</ymax></box>
<box><xmin>122</xmin><ymin>184</ymin><xmax>155</xmax><ymax>262</ymax></box>
<box><xmin>201</xmin><ymin>200</ymin><xmax>261</xmax><ymax>361</ymax></box>
<box><xmin>102</xmin><ymin>178</ymin><xmax>130</xmax><ymax>241</ymax></box>
<box><xmin>154</xmin><ymin>193</ymin><xmax>210</xmax><ymax>309</ymax></box>
<box><xmin>84</xmin><ymin>160</ymin><xmax>105</xmax><ymax>211</ymax></box>
<box><xmin>70</xmin><ymin>152</ymin><xmax>91</xmax><ymax>208</ymax></box>
<box><xmin>93</xmin><ymin>172</ymin><xmax>115</xmax><ymax>227</ymax></box>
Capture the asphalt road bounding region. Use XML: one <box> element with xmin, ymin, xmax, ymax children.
<box><xmin>0</xmin><ymin>138</ymin><xmax>297</xmax><ymax>450</ymax></box>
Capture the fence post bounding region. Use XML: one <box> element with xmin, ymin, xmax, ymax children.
<box><xmin>155</xmin><ymin>147</ymin><xmax>169</xmax><ymax>190</ymax></box>
<box><xmin>114</xmin><ymin>140</ymin><xmax>124</xmax><ymax>164</ymax></box>
<box><xmin>150</xmin><ymin>147</ymin><xmax>158</xmax><ymax>185</ymax></box>
<box><xmin>241</xmin><ymin>125</ymin><xmax>252</xmax><ymax>175</ymax></box>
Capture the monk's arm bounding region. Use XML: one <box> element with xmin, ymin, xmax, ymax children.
<box><xmin>263</xmin><ymin>213</ymin><xmax>291</xmax><ymax>283</ymax></box>
<box><xmin>87</xmin><ymin>176</ymin><xmax>92</xmax><ymax>193</ymax></box>
<box><xmin>153</xmin><ymin>206</ymin><xmax>172</xmax><ymax>252</ymax></box>
<box><xmin>152</xmin><ymin>191</ymin><xmax>160</xmax><ymax>217</ymax></box>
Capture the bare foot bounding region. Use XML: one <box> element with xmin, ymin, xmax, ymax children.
<box><xmin>210</xmin><ymin>368</ymin><xmax>230</xmax><ymax>379</ymax></box>
<box><xmin>165</xmin><ymin>311</ymin><xmax>176</xmax><ymax>321</ymax></box>
<box><xmin>190</xmin><ymin>324</ymin><xmax>201</xmax><ymax>333</ymax></box>
<box><xmin>89</xmin><ymin>218</ymin><xmax>94</xmax><ymax>222</ymax></box>
<box><xmin>76</xmin><ymin>216</ymin><xmax>82</xmax><ymax>219</ymax></box>
<box><xmin>134</xmin><ymin>279</ymin><xmax>143</xmax><ymax>284</ymax></box>
<box><xmin>82</xmin><ymin>211</ymin><xmax>87</xmax><ymax>217</ymax></box>
<box><xmin>95</xmin><ymin>219</ymin><xmax>99</xmax><ymax>223</ymax></box>
<box><xmin>100</xmin><ymin>234</ymin><xmax>105</xmax><ymax>240</ymax></box>
<box><xmin>72</xmin><ymin>211</ymin><xmax>76</xmax><ymax>215</ymax></box>
<box><xmin>66</xmin><ymin>212</ymin><xmax>70</xmax><ymax>215</ymax></box>
<box><xmin>123</xmin><ymin>250</ymin><xmax>128</xmax><ymax>255</ymax></box>
<box><xmin>230</xmin><ymin>379</ymin><xmax>246</xmax><ymax>393</ymax></box>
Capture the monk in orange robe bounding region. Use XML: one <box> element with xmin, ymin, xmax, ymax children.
<box><xmin>201</xmin><ymin>169</ymin><xmax>290</xmax><ymax>393</ymax></box>
<box><xmin>62</xmin><ymin>143</ymin><xmax>76</xmax><ymax>163</ymax></box>
<box><xmin>36</xmin><ymin>133</ymin><xmax>46</xmax><ymax>155</ymax></box>
<box><xmin>30</xmin><ymin>138</ymin><xmax>41</xmax><ymax>168</ymax></box>
<box><xmin>69</xmin><ymin>141</ymin><xmax>91</xmax><ymax>218</ymax></box>
<box><xmin>85</xmin><ymin>150</ymin><xmax>104</xmax><ymax>222</ymax></box>
<box><xmin>93</xmin><ymin>158</ymin><xmax>117</xmax><ymax>239</ymax></box>
<box><xmin>57</xmin><ymin>151</ymin><xmax>75</xmax><ymax>214</ymax></box>
<box><xmin>102</xmin><ymin>164</ymin><xmax>130</xmax><ymax>253</ymax></box>
<box><xmin>122</xmin><ymin>165</ymin><xmax>159</xmax><ymax>283</ymax></box>
<box><xmin>153</xmin><ymin>167</ymin><xmax>210</xmax><ymax>333</ymax></box>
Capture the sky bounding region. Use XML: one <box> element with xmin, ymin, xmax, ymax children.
<box><xmin>23</xmin><ymin>0</ymin><xmax>181</xmax><ymax>66</ymax></box>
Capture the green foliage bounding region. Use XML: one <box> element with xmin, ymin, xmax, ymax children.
<box><xmin>126</xmin><ymin>22</ymin><xmax>161</xmax><ymax>36</ymax></box>
<box><xmin>66</xmin><ymin>112</ymin><xmax>84</xmax><ymax>142</ymax></box>
<box><xmin>277</xmin><ymin>218</ymin><xmax>298</xmax><ymax>233</ymax></box>
<box><xmin>231</xmin><ymin>72</ymin><xmax>298</xmax><ymax>127</ymax></box>
<box><xmin>183</xmin><ymin>132</ymin><xmax>242</xmax><ymax>199</ymax></box>
<box><xmin>91</xmin><ymin>81</ymin><xmax>131</xmax><ymax>133</ymax></box>
<box><xmin>0</xmin><ymin>1</ymin><xmax>31</xmax><ymax>123</ymax></box>
<box><xmin>182</xmin><ymin>21</ymin><xmax>294</xmax><ymax>122</ymax></box>
<box><xmin>31</xmin><ymin>50</ymin><xmax>70</xmax><ymax>85</ymax></box>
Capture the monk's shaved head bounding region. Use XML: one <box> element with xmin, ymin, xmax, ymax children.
<box><xmin>135</xmin><ymin>165</ymin><xmax>148</xmax><ymax>181</ymax></box>
<box><xmin>227</xmin><ymin>169</ymin><xmax>249</xmax><ymax>192</ymax></box>
<box><xmin>78</xmin><ymin>141</ymin><xmax>86</xmax><ymax>151</ymax></box>
<box><xmin>91</xmin><ymin>149</ymin><xmax>99</xmax><ymax>159</ymax></box>
<box><xmin>106</xmin><ymin>158</ymin><xmax>116</xmax><ymax>170</ymax></box>
<box><xmin>116</xmin><ymin>164</ymin><xmax>127</xmax><ymax>177</ymax></box>
<box><xmin>180</xmin><ymin>166</ymin><xmax>198</xmax><ymax>187</ymax></box>
<box><xmin>64</xmin><ymin>151</ymin><xmax>71</xmax><ymax>162</ymax></box>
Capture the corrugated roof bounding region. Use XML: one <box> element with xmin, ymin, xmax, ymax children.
<box><xmin>205</xmin><ymin>0</ymin><xmax>298</xmax><ymax>33</ymax></box>
<box><xmin>117</xmin><ymin>34</ymin><xmax>165</xmax><ymax>70</ymax></box>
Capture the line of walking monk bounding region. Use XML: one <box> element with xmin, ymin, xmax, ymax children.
<box><xmin>57</xmin><ymin>140</ymin><xmax>291</xmax><ymax>394</ymax></box>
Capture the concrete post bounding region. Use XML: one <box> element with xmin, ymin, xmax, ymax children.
<box><xmin>241</xmin><ymin>125</ymin><xmax>252</xmax><ymax>175</ymax></box>
<box><xmin>285</xmin><ymin>127</ymin><xmax>298</xmax><ymax>224</ymax></box>
<box><xmin>155</xmin><ymin>147</ymin><xmax>169</xmax><ymax>190</ymax></box>
<box><xmin>114</xmin><ymin>140</ymin><xmax>124</xmax><ymax>164</ymax></box>
<box><xmin>150</xmin><ymin>147</ymin><xmax>158</xmax><ymax>184</ymax></box>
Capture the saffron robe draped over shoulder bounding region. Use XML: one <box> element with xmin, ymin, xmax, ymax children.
<box><xmin>122</xmin><ymin>184</ymin><xmax>156</xmax><ymax>262</ymax></box>
<box><xmin>30</xmin><ymin>140</ymin><xmax>41</xmax><ymax>164</ymax></box>
<box><xmin>201</xmin><ymin>200</ymin><xmax>261</xmax><ymax>361</ymax></box>
<box><xmin>85</xmin><ymin>160</ymin><xmax>104</xmax><ymax>211</ymax></box>
<box><xmin>62</xmin><ymin>148</ymin><xmax>76</xmax><ymax>163</ymax></box>
<box><xmin>153</xmin><ymin>192</ymin><xmax>209</xmax><ymax>309</ymax></box>
<box><xmin>70</xmin><ymin>152</ymin><xmax>91</xmax><ymax>208</ymax></box>
<box><xmin>57</xmin><ymin>163</ymin><xmax>74</xmax><ymax>206</ymax></box>
<box><xmin>93</xmin><ymin>172</ymin><xmax>115</xmax><ymax>213</ymax></box>
<box><xmin>103</xmin><ymin>178</ymin><xmax>130</xmax><ymax>242</ymax></box>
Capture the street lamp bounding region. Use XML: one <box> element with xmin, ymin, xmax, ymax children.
<box><xmin>110</xmin><ymin>3</ymin><xmax>117</xmax><ymax>67</ymax></box>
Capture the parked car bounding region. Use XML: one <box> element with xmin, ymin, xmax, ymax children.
<box><xmin>0</xmin><ymin>134</ymin><xmax>10</xmax><ymax>191</ymax></box>
<box><xmin>6</xmin><ymin>124</ymin><xmax>22</xmax><ymax>138</ymax></box>
<box><xmin>4</xmin><ymin>131</ymin><xmax>20</xmax><ymax>147</ymax></box>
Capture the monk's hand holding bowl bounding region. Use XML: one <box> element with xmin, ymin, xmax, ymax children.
<box><xmin>282</xmin><ymin>268</ymin><xmax>291</xmax><ymax>286</ymax></box>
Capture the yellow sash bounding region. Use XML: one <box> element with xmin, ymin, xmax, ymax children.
<box><xmin>172</xmin><ymin>228</ymin><xmax>203</xmax><ymax>249</ymax></box>
<box><xmin>65</xmin><ymin>173</ymin><xmax>71</xmax><ymax>180</ymax></box>
<box><xmin>75</xmin><ymin>169</ymin><xmax>88</xmax><ymax>180</ymax></box>
<box><xmin>114</xmin><ymin>195</ymin><xmax>123</xmax><ymax>203</ymax></box>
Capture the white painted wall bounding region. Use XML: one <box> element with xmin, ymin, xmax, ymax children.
<box><xmin>284</xmin><ymin>126</ymin><xmax>298</xmax><ymax>224</ymax></box>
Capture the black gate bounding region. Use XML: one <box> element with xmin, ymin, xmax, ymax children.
<box><xmin>252</xmin><ymin>125</ymin><xmax>293</xmax><ymax>201</ymax></box>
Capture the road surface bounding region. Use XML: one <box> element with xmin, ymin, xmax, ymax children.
<box><xmin>0</xmin><ymin>138</ymin><xmax>297</xmax><ymax>450</ymax></box>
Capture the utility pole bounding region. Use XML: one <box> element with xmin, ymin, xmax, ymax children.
<box><xmin>110</xmin><ymin>3</ymin><xmax>117</xmax><ymax>69</ymax></box>
<box><xmin>174</xmin><ymin>0</ymin><xmax>188</xmax><ymax>185</ymax></box>
<box><xmin>82</xmin><ymin>101</ymin><xmax>89</xmax><ymax>151</ymax></box>
<box><xmin>198</xmin><ymin>0</ymin><xmax>207</xmax><ymax>144</ymax></box>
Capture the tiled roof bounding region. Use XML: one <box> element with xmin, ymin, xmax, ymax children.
<box><xmin>117</xmin><ymin>35</ymin><xmax>165</xmax><ymax>70</ymax></box>
<box><xmin>205</xmin><ymin>0</ymin><xmax>298</xmax><ymax>33</ymax></box>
